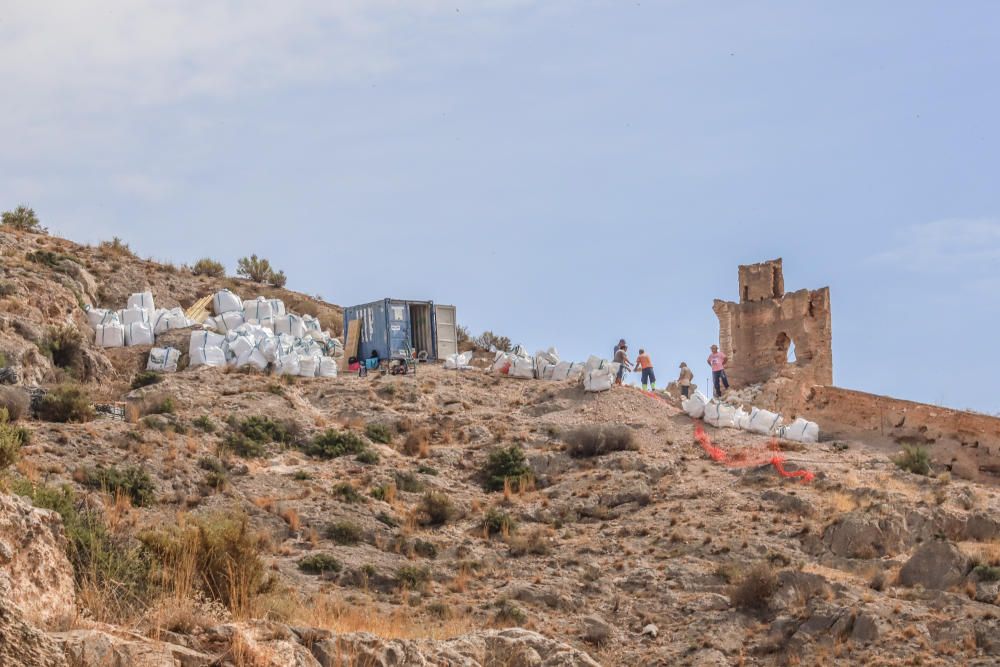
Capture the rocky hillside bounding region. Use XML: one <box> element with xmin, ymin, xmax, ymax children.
<box><xmin>3</xmin><ymin>227</ymin><xmax>1000</xmax><ymax>666</ymax></box>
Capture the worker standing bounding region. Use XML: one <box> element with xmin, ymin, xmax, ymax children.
<box><xmin>677</xmin><ymin>362</ymin><xmax>693</xmax><ymax>397</ymax></box>
<box><xmin>707</xmin><ymin>344</ymin><xmax>729</xmax><ymax>398</ymax></box>
<box><xmin>613</xmin><ymin>344</ymin><xmax>632</xmax><ymax>386</ymax></box>
<box><xmin>635</xmin><ymin>348</ymin><xmax>656</xmax><ymax>392</ymax></box>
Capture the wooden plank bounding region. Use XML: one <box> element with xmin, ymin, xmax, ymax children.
<box><xmin>342</xmin><ymin>319</ymin><xmax>361</xmax><ymax>370</ymax></box>
<box><xmin>185</xmin><ymin>294</ymin><xmax>213</xmax><ymax>323</ymax></box>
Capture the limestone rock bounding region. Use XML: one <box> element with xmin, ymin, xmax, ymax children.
<box><xmin>898</xmin><ymin>540</ymin><xmax>971</xmax><ymax>590</ymax></box>
<box><xmin>851</xmin><ymin>612</ymin><xmax>882</xmax><ymax>643</ymax></box>
<box><xmin>580</xmin><ymin>614</ymin><xmax>612</xmax><ymax>646</ymax></box>
<box><xmin>0</xmin><ymin>595</ymin><xmax>67</xmax><ymax>667</ymax></box>
<box><xmin>822</xmin><ymin>512</ymin><xmax>906</xmax><ymax>559</ymax></box>
<box><xmin>0</xmin><ymin>493</ymin><xmax>76</xmax><ymax>628</ymax></box>
<box><xmin>54</xmin><ymin>629</ymin><xmax>213</xmax><ymax>667</ymax></box>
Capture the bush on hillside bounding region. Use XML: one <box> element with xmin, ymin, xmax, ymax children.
<box><xmin>40</xmin><ymin>326</ymin><xmax>84</xmax><ymax>378</ymax></box>
<box><xmin>81</xmin><ymin>465</ymin><xmax>156</xmax><ymax>507</ymax></box>
<box><xmin>1</xmin><ymin>205</ymin><xmax>46</xmax><ymax>233</ymax></box>
<box><xmin>472</xmin><ymin>330</ymin><xmax>512</xmax><ymax>353</ymax></box>
<box><xmin>564</xmin><ymin>425</ymin><xmax>638</xmax><ymax>457</ymax></box>
<box><xmin>298</xmin><ymin>553</ymin><xmax>342</xmax><ymax>575</ymax></box>
<box><xmin>730</xmin><ymin>562</ymin><xmax>778</xmax><ymax>611</ymax></box>
<box><xmin>300</xmin><ymin>429</ymin><xmax>368</xmax><ymax>459</ymax></box>
<box><xmin>192</xmin><ymin>257</ymin><xmax>226</xmax><ymax>277</ymax></box>
<box><xmin>236</xmin><ymin>254</ymin><xmax>286</xmax><ymax>287</ymax></box>
<box><xmin>131</xmin><ymin>371</ymin><xmax>164</xmax><ymax>390</ymax></box>
<box><xmin>0</xmin><ymin>387</ymin><xmax>30</xmax><ymax>421</ymax></box>
<box><xmin>365</xmin><ymin>421</ymin><xmax>393</xmax><ymax>444</ymax></box>
<box><xmin>38</xmin><ymin>384</ymin><xmax>94</xmax><ymax>423</ymax></box>
<box><xmin>0</xmin><ymin>408</ymin><xmax>29</xmax><ymax>470</ymax></box>
<box><xmin>482</xmin><ymin>445</ymin><xmax>530</xmax><ymax>492</ymax></box>
<box><xmin>419</xmin><ymin>491</ymin><xmax>455</xmax><ymax>526</ymax></box>
<box><xmin>894</xmin><ymin>444</ymin><xmax>931</xmax><ymax>476</ymax></box>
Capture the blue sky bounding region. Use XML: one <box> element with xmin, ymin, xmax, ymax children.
<box><xmin>2</xmin><ymin>1</ymin><xmax>998</xmax><ymax>412</ymax></box>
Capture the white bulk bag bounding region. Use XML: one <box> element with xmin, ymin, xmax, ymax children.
<box><xmin>189</xmin><ymin>331</ymin><xmax>227</xmax><ymax>367</ymax></box>
<box><xmin>127</xmin><ymin>291</ymin><xmax>155</xmax><ymax>314</ymax></box>
<box><xmin>704</xmin><ymin>402</ymin><xmax>741</xmax><ymax>429</ymax></box>
<box><xmin>681</xmin><ymin>390</ymin><xmax>711</xmax><ymax>419</ymax></box>
<box><xmin>146</xmin><ymin>347</ymin><xmax>180</xmax><ymax>372</ymax></box>
<box><xmin>444</xmin><ymin>351</ymin><xmax>474</xmax><ymax>370</ymax></box>
<box><xmin>119</xmin><ymin>307</ymin><xmax>149</xmax><ymax>326</ymax></box>
<box><xmin>584</xmin><ymin>367</ymin><xmax>614</xmax><ymax>392</ymax></box>
<box><xmin>780</xmin><ymin>418</ymin><xmax>820</xmax><ymax>444</ymax></box>
<box><xmin>274</xmin><ymin>315</ymin><xmax>305</xmax><ymax>339</ymax></box>
<box><xmin>85</xmin><ymin>307</ymin><xmax>117</xmax><ymax>329</ymax></box>
<box><xmin>244</xmin><ymin>298</ymin><xmax>273</xmax><ymax>322</ymax></box>
<box><xmin>212</xmin><ymin>289</ymin><xmax>242</xmax><ymax>315</ymax></box>
<box><xmin>236</xmin><ymin>347</ymin><xmax>269</xmax><ymax>370</ymax></box>
<box><xmin>298</xmin><ymin>355</ymin><xmax>319</xmax><ymax>377</ymax></box>
<box><xmin>318</xmin><ymin>357</ymin><xmax>338</xmax><ymax>378</ymax></box>
<box><xmin>125</xmin><ymin>322</ymin><xmax>154</xmax><ymax>347</ymax></box>
<box><xmin>746</xmin><ymin>407</ymin><xmax>783</xmax><ymax>436</ymax></box>
<box><xmin>538</xmin><ymin>363</ymin><xmax>556</xmax><ymax>380</ymax></box>
<box><xmin>736</xmin><ymin>410</ymin><xmax>753</xmax><ymax>431</ymax></box>
<box><xmin>274</xmin><ymin>353</ymin><xmax>300</xmax><ymax>376</ymax></box>
<box><xmin>212</xmin><ymin>311</ymin><xmax>245</xmax><ymax>333</ymax></box>
<box><xmin>228</xmin><ymin>335</ymin><xmax>255</xmax><ymax>359</ymax></box>
<box><xmin>303</xmin><ymin>314</ymin><xmax>322</xmax><ymax>332</ymax></box>
<box><xmin>585</xmin><ymin>355</ymin><xmax>609</xmax><ymax>372</ymax></box>
<box><xmin>152</xmin><ymin>307</ymin><xmax>195</xmax><ymax>334</ymax></box>
<box><xmin>269</xmin><ymin>298</ymin><xmax>286</xmax><ymax>316</ymax></box>
<box><xmin>509</xmin><ymin>356</ymin><xmax>536</xmax><ymax>379</ymax></box>
<box><xmin>535</xmin><ymin>348</ymin><xmax>559</xmax><ymax>366</ymax></box>
<box><xmin>551</xmin><ymin>361</ymin><xmax>585</xmax><ymax>381</ymax></box>
<box><xmin>490</xmin><ymin>352</ymin><xmax>510</xmax><ymax>373</ymax></box>
<box><xmin>95</xmin><ymin>323</ymin><xmax>125</xmax><ymax>348</ymax></box>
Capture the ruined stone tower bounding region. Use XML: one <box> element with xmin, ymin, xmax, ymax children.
<box><xmin>712</xmin><ymin>258</ymin><xmax>833</xmax><ymax>389</ymax></box>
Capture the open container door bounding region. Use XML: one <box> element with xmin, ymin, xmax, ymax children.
<box><xmin>434</xmin><ymin>304</ymin><xmax>458</xmax><ymax>360</ymax></box>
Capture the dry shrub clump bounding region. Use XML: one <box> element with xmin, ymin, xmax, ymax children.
<box><xmin>730</xmin><ymin>562</ymin><xmax>778</xmax><ymax>611</ymax></box>
<box><xmin>403</xmin><ymin>428</ymin><xmax>431</xmax><ymax>457</ymax></box>
<box><xmin>564</xmin><ymin>425</ymin><xmax>637</xmax><ymax>457</ymax></box>
<box><xmin>419</xmin><ymin>491</ymin><xmax>455</xmax><ymax>526</ymax></box>
<box><xmin>0</xmin><ymin>387</ymin><xmax>30</xmax><ymax>421</ymax></box>
<box><xmin>0</xmin><ymin>408</ymin><xmax>30</xmax><ymax>470</ymax></box>
<box><xmin>37</xmin><ymin>384</ymin><xmax>95</xmax><ymax>423</ymax></box>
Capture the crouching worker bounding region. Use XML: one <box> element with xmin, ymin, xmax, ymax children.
<box><xmin>636</xmin><ymin>349</ymin><xmax>656</xmax><ymax>391</ymax></box>
<box><xmin>677</xmin><ymin>362</ymin><xmax>693</xmax><ymax>397</ymax></box>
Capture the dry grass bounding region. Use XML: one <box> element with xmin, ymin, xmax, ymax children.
<box><xmin>958</xmin><ymin>541</ymin><xmax>1000</xmax><ymax>567</ymax></box>
<box><xmin>292</xmin><ymin>595</ymin><xmax>473</xmax><ymax>640</ymax></box>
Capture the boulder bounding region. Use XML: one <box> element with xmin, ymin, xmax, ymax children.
<box><xmin>898</xmin><ymin>541</ymin><xmax>971</xmax><ymax>590</ymax></box>
<box><xmin>851</xmin><ymin>612</ymin><xmax>882</xmax><ymax>643</ymax></box>
<box><xmin>54</xmin><ymin>630</ymin><xmax>212</xmax><ymax>667</ymax></box>
<box><xmin>965</xmin><ymin>513</ymin><xmax>1000</xmax><ymax>542</ymax></box>
<box><xmin>0</xmin><ymin>595</ymin><xmax>67</xmax><ymax>667</ymax></box>
<box><xmin>580</xmin><ymin>614</ymin><xmax>612</xmax><ymax>646</ymax></box>
<box><xmin>0</xmin><ymin>493</ymin><xmax>76</xmax><ymax>628</ymax></box>
<box><xmin>822</xmin><ymin>512</ymin><xmax>906</xmax><ymax>559</ymax></box>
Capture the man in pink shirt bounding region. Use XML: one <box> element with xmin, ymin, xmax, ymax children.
<box><xmin>707</xmin><ymin>344</ymin><xmax>729</xmax><ymax>398</ymax></box>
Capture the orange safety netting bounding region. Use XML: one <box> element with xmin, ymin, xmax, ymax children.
<box><xmin>638</xmin><ymin>389</ymin><xmax>814</xmax><ymax>483</ymax></box>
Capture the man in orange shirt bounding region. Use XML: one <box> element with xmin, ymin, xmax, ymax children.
<box><xmin>635</xmin><ymin>348</ymin><xmax>655</xmax><ymax>392</ymax></box>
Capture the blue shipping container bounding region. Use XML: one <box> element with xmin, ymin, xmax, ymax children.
<box><xmin>343</xmin><ymin>299</ymin><xmax>455</xmax><ymax>362</ymax></box>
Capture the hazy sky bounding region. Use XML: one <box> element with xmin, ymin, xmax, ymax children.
<box><xmin>2</xmin><ymin>1</ymin><xmax>998</xmax><ymax>412</ymax></box>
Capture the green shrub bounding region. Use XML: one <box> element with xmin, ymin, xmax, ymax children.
<box><xmin>2</xmin><ymin>205</ymin><xmax>46</xmax><ymax>233</ymax></box>
<box><xmin>356</xmin><ymin>449</ymin><xmax>380</xmax><ymax>465</ymax></box>
<box><xmin>396</xmin><ymin>565</ymin><xmax>430</xmax><ymax>590</ymax></box>
<box><xmin>416</xmin><ymin>464</ymin><xmax>438</xmax><ymax>476</ymax></box>
<box><xmin>82</xmin><ymin>466</ymin><xmax>156</xmax><ymax>507</ymax></box>
<box><xmin>564</xmin><ymin>425</ymin><xmax>638</xmax><ymax>457</ymax></box>
<box><xmin>332</xmin><ymin>483</ymin><xmax>363</xmax><ymax>504</ymax></box>
<box><xmin>233</xmin><ymin>416</ymin><xmax>296</xmax><ymax>444</ymax></box>
<box><xmin>413</xmin><ymin>539</ymin><xmax>438</xmax><ymax>559</ymax></box>
<box><xmin>0</xmin><ymin>387</ymin><xmax>30</xmax><ymax>421</ymax></box>
<box><xmin>326</xmin><ymin>520</ymin><xmax>362</xmax><ymax>545</ymax></box>
<box><xmin>222</xmin><ymin>433</ymin><xmax>265</xmax><ymax>458</ymax></box>
<box><xmin>0</xmin><ymin>281</ymin><xmax>15</xmax><ymax>297</ymax></box>
<box><xmin>292</xmin><ymin>470</ymin><xmax>312</xmax><ymax>481</ymax></box>
<box><xmin>493</xmin><ymin>599</ymin><xmax>527</xmax><ymax>625</ymax></box>
<box><xmin>193</xmin><ymin>415</ymin><xmax>217</xmax><ymax>433</ymax></box>
<box><xmin>894</xmin><ymin>444</ymin><xmax>931</xmax><ymax>476</ymax></box>
<box><xmin>300</xmin><ymin>430</ymin><xmax>368</xmax><ymax>459</ymax></box>
<box><xmin>483</xmin><ymin>507</ymin><xmax>516</xmax><ymax>536</ymax></box>
<box><xmin>393</xmin><ymin>471</ymin><xmax>424</xmax><ymax>493</ymax></box>
<box><xmin>298</xmin><ymin>553</ymin><xmax>342</xmax><ymax>575</ymax></box>
<box><xmin>131</xmin><ymin>371</ymin><xmax>163</xmax><ymax>390</ymax></box>
<box><xmin>38</xmin><ymin>384</ymin><xmax>94</xmax><ymax>423</ymax></box>
<box><xmin>730</xmin><ymin>562</ymin><xmax>778</xmax><ymax>611</ymax></box>
<box><xmin>419</xmin><ymin>491</ymin><xmax>454</xmax><ymax>526</ymax></box>
<box><xmin>192</xmin><ymin>258</ymin><xmax>226</xmax><ymax>278</ymax></box>
<box><xmin>365</xmin><ymin>422</ymin><xmax>392</xmax><ymax>444</ymax></box>
<box><xmin>148</xmin><ymin>397</ymin><xmax>175</xmax><ymax>415</ymax></box>
<box><xmin>236</xmin><ymin>254</ymin><xmax>286</xmax><ymax>287</ymax></box>
<box><xmin>375</xmin><ymin>511</ymin><xmax>399</xmax><ymax>527</ymax></box>
<box><xmin>974</xmin><ymin>564</ymin><xmax>1000</xmax><ymax>582</ymax></box>
<box><xmin>26</xmin><ymin>249</ymin><xmax>67</xmax><ymax>268</ymax></box>
<box><xmin>0</xmin><ymin>408</ymin><xmax>29</xmax><ymax>469</ymax></box>
<box><xmin>482</xmin><ymin>445</ymin><xmax>530</xmax><ymax>491</ymax></box>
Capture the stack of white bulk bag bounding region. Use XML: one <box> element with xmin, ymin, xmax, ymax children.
<box><xmin>127</xmin><ymin>291</ymin><xmax>155</xmax><ymax>315</ymax></box>
<box><xmin>189</xmin><ymin>331</ymin><xmax>226</xmax><ymax>367</ymax></box>
<box><xmin>95</xmin><ymin>322</ymin><xmax>125</xmax><ymax>348</ymax></box>
<box><xmin>303</xmin><ymin>314</ymin><xmax>322</xmax><ymax>332</ymax></box>
<box><xmin>273</xmin><ymin>314</ymin><xmax>305</xmax><ymax>338</ymax></box>
<box><xmin>298</xmin><ymin>355</ymin><xmax>319</xmax><ymax>377</ymax></box>
<box><xmin>550</xmin><ymin>361</ymin><xmax>585</xmax><ymax>381</ymax></box>
<box><xmin>269</xmin><ymin>298</ymin><xmax>286</xmax><ymax>316</ymax></box>
<box><xmin>152</xmin><ymin>307</ymin><xmax>196</xmax><ymax>334</ymax></box>
<box><xmin>119</xmin><ymin>307</ymin><xmax>149</xmax><ymax>326</ymax></box>
<box><xmin>443</xmin><ymin>351</ymin><xmax>474</xmax><ymax>370</ymax></box>
<box><xmin>212</xmin><ymin>289</ymin><xmax>242</xmax><ymax>315</ymax></box>
<box><xmin>125</xmin><ymin>322</ymin><xmax>154</xmax><ymax>347</ymax></box>
<box><xmin>584</xmin><ymin>367</ymin><xmax>614</xmax><ymax>392</ymax></box>
<box><xmin>779</xmin><ymin>418</ymin><xmax>820</xmax><ymax>443</ymax></box>
<box><xmin>319</xmin><ymin>357</ymin><xmax>338</xmax><ymax>377</ymax></box>
<box><xmin>146</xmin><ymin>347</ymin><xmax>180</xmax><ymax>372</ymax></box>
<box><xmin>681</xmin><ymin>391</ymin><xmax>711</xmax><ymax>419</ymax></box>
<box><xmin>585</xmin><ymin>355</ymin><xmax>610</xmax><ymax>372</ymax></box>
<box><xmin>746</xmin><ymin>407</ymin><xmax>783</xmax><ymax>436</ymax></box>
